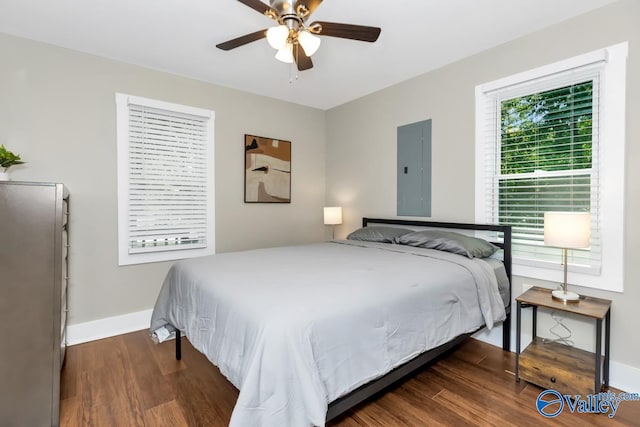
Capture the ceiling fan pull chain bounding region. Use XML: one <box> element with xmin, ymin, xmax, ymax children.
<box><xmin>294</xmin><ymin>45</ymin><xmax>299</xmax><ymax>81</ymax></box>
<box><xmin>289</xmin><ymin>61</ymin><xmax>299</xmax><ymax>84</ymax></box>
<box><xmin>289</xmin><ymin>46</ymin><xmax>299</xmax><ymax>84</ymax></box>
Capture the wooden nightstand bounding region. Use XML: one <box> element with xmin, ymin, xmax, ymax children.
<box><xmin>515</xmin><ymin>286</ymin><xmax>611</xmax><ymax>396</ymax></box>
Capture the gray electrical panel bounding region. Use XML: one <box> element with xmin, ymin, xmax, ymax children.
<box><xmin>397</xmin><ymin>119</ymin><xmax>432</xmax><ymax>216</ymax></box>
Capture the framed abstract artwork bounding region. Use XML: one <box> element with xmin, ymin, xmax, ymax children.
<box><xmin>244</xmin><ymin>134</ymin><xmax>291</xmax><ymax>203</ymax></box>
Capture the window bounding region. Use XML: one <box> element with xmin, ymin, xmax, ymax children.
<box><xmin>116</xmin><ymin>93</ymin><xmax>215</xmax><ymax>266</ymax></box>
<box><xmin>499</xmin><ymin>80</ymin><xmax>596</xmax><ymax>268</ymax></box>
<box><xmin>475</xmin><ymin>42</ymin><xmax>627</xmax><ymax>292</ymax></box>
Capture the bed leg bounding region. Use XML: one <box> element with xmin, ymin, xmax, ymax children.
<box><xmin>176</xmin><ymin>329</ymin><xmax>182</xmax><ymax>360</ymax></box>
<box><xmin>502</xmin><ymin>313</ymin><xmax>511</xmax><ymax>352</ymax></box>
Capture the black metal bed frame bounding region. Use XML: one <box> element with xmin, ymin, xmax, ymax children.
<box><xmin>173</xmin><ymin>217</ymin><xmax>512</xmax><ymax>423</ymax></box>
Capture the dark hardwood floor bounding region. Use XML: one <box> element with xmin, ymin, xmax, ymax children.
<box><xmin>60</xmin><ymin>330</ymin><xmax>640</xmax><ymax>426</ymax></box>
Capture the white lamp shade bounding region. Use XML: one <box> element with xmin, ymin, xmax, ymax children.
<box><xmin>298</xmin><ymin>30</ymin><xmax>321</xmax><ymax>56</ymax></box>
<box><xmin>266</xmin><ymin>25</ymin><xmax>289</xmax><ymax>50</ymax></box>
<box><xmin>275</xmin><ymin>43</ymin><xmax>294</xmax><ymax>63</ymax></box>
<box><xmin>544</xmin><ymin>212</ymin><xmax>591</xmax><ymax>249</ymax></box>
<box><xmin>324</xmin><ymin>207</ymin><xmax>342</xmax><ymax>225</ymax></box>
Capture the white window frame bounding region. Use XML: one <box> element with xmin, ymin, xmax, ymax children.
<box><xmin>475</xmin><ymin>42</ymin><xmax>627</xmax><ymax>292</ymax></box>
<box><xmin>116</xmin><ymin>93</ymin><xmax>215</xmax><ymax>266</ymax></box>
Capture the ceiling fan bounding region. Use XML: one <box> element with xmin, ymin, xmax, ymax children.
<box><xmin>216</xmin><ymin>0</ymin><xmax>381</xmax><ymax>71</ymax></box>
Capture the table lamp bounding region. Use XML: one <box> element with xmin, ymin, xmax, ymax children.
<box><xmin>543</xmin><ymin>212</ymin><xmax>591</xmax><ymax>303</ymax></box>
<box><xmin>323</xmin><ymin>207</ymin><xmax>342</xmax><ymax>240</ymax></box>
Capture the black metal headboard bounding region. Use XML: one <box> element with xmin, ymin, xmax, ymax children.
<box><xmin>362</xmin><ymin>217</ymin><xmax>513</xmax><ymax>351</ymax></box>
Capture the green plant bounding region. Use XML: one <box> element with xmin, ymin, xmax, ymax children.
<box><xmin>0</xmin><ymin>144</ymin><xmax>25</xmax><ymax>171</ymax></box>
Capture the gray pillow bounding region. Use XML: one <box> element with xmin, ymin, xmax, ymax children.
<box><xmin>395</xmin><ymin>230</ymin><xmax>498</xmax><ymax>258</ymax></box>
<box><xmin>346</xmin><ymin>226</ymin><xmax>412</xmax><ymax>243</ymax></box>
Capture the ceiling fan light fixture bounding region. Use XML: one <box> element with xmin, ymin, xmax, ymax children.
<box><xmin>266</xmin><ymin>25</ymin><xmax>289</xmax><ymax>50</ymax></box>
<box><xmin>275</xmin><ymin>43</ymin><xmax>294</xmax><ymax>63</ymax></box>
<box><xmin>217</xmin><ymin>0</ymin><xmax>383</xmax><ymax>72</ymax></box>
<box><xmin>298</xmin><ymin>30</ymin><xmax>321</xmax><ymax>56</ymax></box>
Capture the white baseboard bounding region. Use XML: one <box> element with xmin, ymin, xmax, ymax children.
<box><xmin>473</xmin><ymin>324</ymin><xmax>532</xmax><ymax>350</ymax></box>
<box><xmin>67</xmin><ymin>310</ymin><xmax>640</xmax><ymax>394</ymax></box>
<box><xmin>473</xmin><ymin>325</ymin><xmax>640</xmax><ymax>393</ymax></box>
<box><xmin>66</xmin><ymin>309</ymin><xmax>153</xmax><ymax>346</ymax></box>
<box><xmin>472</xmin><ymin>325</ymin><xmax>504</xmax><ymax>348</ymax></box>
<box><xmin>610</xmin><ymin>361</ymin><xmax>640</xmax><ymax>394</ymax></box>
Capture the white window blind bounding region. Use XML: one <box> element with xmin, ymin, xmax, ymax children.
<box><xmin>475</xmin><ymin>42</ymin><xmax>627</xmax><ymax>292</ymax></box>
<box><xmin>116</xmin><ymin>94</ymin><xmax>215</xmax><ymax>266</ymax></box>
<box><xmin>482</xmin><ymin>69</ymin><xmax>601</xmax><ymax>275</ymax></box>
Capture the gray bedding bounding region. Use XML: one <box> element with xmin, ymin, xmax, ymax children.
<box><xmin>151</xmin><ymin>240</ymin><xmax>507</xmax><ymax>427</ymax></box>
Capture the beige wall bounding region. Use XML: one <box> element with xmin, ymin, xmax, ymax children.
<box><xmin>1</xmin><ymin>0</ymin><xmax>637</xmax><ymax>378</ymax></box>
<box><xmin>326</xmin><ymin>0</ymin><xmax>639</xmax><ymax>372</ymax></box>
<box><xmin>0</xmin><ymin>33</ymin><xmax>326</xmax><ymax>325</ymax></box>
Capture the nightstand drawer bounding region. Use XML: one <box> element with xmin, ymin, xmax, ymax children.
<box><xmin>519</xmin><ymin>339</ymin><xmax>598</xmax><ymax>396</ymax></box>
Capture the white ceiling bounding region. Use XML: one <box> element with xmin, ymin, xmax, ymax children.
<box><xmin>0</xmin><ymin>0</ymin><xmax>616</xmax><ymax>110</ymax></box>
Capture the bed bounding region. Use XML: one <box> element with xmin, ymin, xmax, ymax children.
<box><xmin>150</xmin><ymin>218</ymin><xmax>512</xmax><ymax>426</ymax></box>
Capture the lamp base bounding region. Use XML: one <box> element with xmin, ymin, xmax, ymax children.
<box><xmin>552</xmin><ymin>289</ymin><xmax>580</xmax><ymax>303</ymax></box>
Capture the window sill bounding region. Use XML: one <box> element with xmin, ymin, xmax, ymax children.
<box><xmin>513</xmin><ymin>262</ymin><xmax>622</xmax><ymax>293</ymax></box>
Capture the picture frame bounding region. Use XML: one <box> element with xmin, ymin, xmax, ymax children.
<box><xmin>244</xmin><ymin>134</ymin><xmax>291</xmax><ymax>203</ymax></box>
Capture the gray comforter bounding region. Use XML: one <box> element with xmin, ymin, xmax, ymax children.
<box><xmin>151</xmin><ymin>241</ymin><xmax>506</xmax><ymax>427</ymax></box>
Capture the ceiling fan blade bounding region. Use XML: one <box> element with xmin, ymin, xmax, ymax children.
<box><xmin>216</xmin><ymin>29</ymin><xmax>268</xmax><ymax>51</ymax></box>
<box><xmin>237</xmin><ymin>0</ymin><xmax>276</xmax><ymax>16</ymax></box>
<box><xmin>294</xmin><ymin>45</ymin><xmax>313</xmax><ymax>71</ymax></box>
<box><xmin>295</xmin><ymin>0</ymin><xmax>323</xmax><ymax>16</ymax></box>
<box><xmin>312</xmin><ymin>21</ymin><xmax>381</xmax><ymax>42</ymax></box>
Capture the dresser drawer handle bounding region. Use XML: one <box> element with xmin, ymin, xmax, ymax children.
<box><xmin>550</xmin><ymin>377</ymin><xmax>557</xmax><ymax>383</ymax></box>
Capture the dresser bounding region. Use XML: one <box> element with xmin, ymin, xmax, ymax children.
<box><xmin>0</xmin><ymin>181</ymin><xmax>69</xmax><ymax>427</ymax></box>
